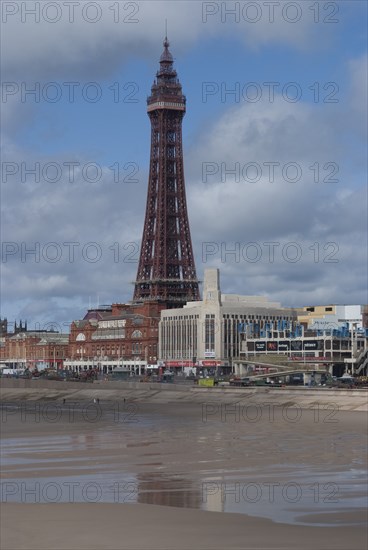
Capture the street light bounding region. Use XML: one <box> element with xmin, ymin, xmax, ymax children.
<box><xmin>338</xmin><ymin>318</ymin><xmax>361</xmax><ymax>374</ymax></box>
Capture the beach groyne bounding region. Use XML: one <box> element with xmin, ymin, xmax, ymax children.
<box><xmin>0</xmin><ymin>379</ymin><xmax>367</xmax><ymax>411</ymax></box>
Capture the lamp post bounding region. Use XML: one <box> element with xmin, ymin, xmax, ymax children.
<box><xmin>338</xmin><ymin>318</ymin><xmax>361</xmax><ymax>375</ymax></box>
<box><xmin>144</xmin><ymin>345</ymin><xmax>149</xmax><ymax>376</ymax></box>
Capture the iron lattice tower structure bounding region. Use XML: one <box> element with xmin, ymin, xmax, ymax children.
<box><xmin>133</xmin><ymin>38</ymin><xmax>200</xmax><ymax>306</ymax></box>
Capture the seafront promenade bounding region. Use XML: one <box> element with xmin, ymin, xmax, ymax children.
<box><xmin>1</xmin><ymin>378</ymin><xmax>367</xmax><ymax>411</ymax></box>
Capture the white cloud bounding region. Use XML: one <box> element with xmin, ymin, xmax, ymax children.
<box><xmin>185</xmin><ymin>92</ymin><xmax>366</xmax><ymax>306</ymax></box>
<box><xmin>2</xmin><ymin>1</ymin><xmax>335</xmax><ymax>81</ymax></box>
<box><xmin>348</xmin><ymin>53</ymin><xmax>368</xmax><ymax>138</ymax></box>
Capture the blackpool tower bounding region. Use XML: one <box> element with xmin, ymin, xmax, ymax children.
<box><xmin>133</xmin><ymin>38</ymin><xmax>200</xmax><ymax>306</ymax></box>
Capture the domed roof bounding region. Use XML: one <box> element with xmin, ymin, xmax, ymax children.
<box><xmin>160</xmin><ymin>37</ymin><xmax>173</xmax><ymax>64</ymax></box>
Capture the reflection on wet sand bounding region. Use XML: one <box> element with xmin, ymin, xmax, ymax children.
<box><xmin>1</xmin><ymin>402</ymin><xmax>367</xmax><ymax>526</ymax></box>
<box><xmin>137</xmin><ymin>472</ymin><xmax>202</xmax><ymax>509</ymax></box>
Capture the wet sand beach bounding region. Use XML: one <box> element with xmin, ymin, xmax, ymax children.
<box><xmin>1</xmin><ymin>400</ymin><xmax>367</xmax><ymax>549</ymax></box>
<box><xmin>2</xmin><ymin>501</ymin><xmax>367</xmax><ymax>550</ymax></box>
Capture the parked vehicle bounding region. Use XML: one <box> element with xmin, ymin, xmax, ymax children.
<box><xmin>229</xmin><ymin>377</ymin><xmax>251</xmax><ymax>387</ymax></box>
<box><xmin>335</xmin><ymin>375</ymin><xmax>357</xmax><ymax>388</ymax></box>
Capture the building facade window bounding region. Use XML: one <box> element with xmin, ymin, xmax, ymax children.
<box><xmin>204</xmin><ymin>316</ymin><xmax>215</xmax><ymax>355</ymax></box>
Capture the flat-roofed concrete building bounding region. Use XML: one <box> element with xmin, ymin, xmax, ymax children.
<box><xmin>297</xmin><ymin>304</ymin><xmax>365</xmax><ymax>330</ymax></box>
<box><xmin>159</xmin><ymin>268</ymin><xmax>297</xmax><ymax>368</ymax></box>
<box><xmin>237</xmin><ymin>306</ymin><xmax>368</xmax><ymax>377</ymax></box>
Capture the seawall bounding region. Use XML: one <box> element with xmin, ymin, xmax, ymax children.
<box><xmin>0</xmin><ymin>379</ymin><xmax>367</xmax><ymax>411</ymax></box>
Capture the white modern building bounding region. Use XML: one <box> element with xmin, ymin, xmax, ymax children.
<box><xmin>297</xmin><ymin>304</ymin><xmax>364</xmax><ymax>331</ymax></box>
<box><xmin>159</xmin><ymin>268</ymin><xmax>296</xmax><ymax>367</ymax></box>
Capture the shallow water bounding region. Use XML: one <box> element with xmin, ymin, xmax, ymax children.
<box><xmin>1</xmin><ymin>402</ymin><xmax>367</xmax><ymax>526</ymax></box>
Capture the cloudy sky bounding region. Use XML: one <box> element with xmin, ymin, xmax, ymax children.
<box><xmin>1</xmin><ymin>0</ymin><xmax>367</xmax><ymax>331</ymax></box>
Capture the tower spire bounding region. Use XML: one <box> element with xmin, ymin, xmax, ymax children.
<box><xmin>159</xmin><ymin>35</ymin><xmax>173</xmax><ymax>67</ymax></box>
<box><xmin>133</xmin><ymin>39</ymin><xmax>200</xmax><ymax>306</ymax></box>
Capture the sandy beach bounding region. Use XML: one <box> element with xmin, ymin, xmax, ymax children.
<box><xmin>2</xmin><ymin>501</ymin><xmax>367</xmax><ymax>550</ymax></box>
<box><xmin>1</xmin><ymin>400</ymin><xmax>367</xmax><ymax>549</ymax></box>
